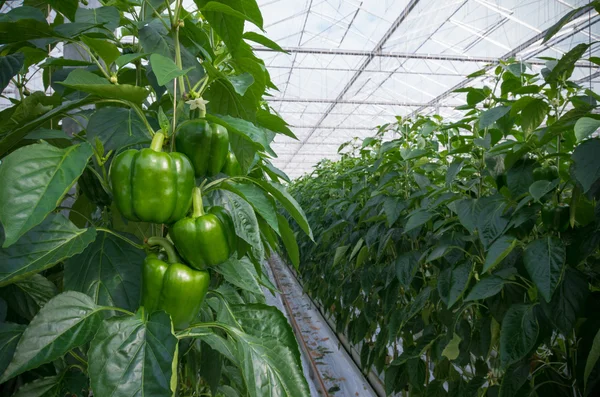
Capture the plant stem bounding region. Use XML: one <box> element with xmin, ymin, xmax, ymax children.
<box><xmin>96</xmin><ymin>227</ymin><xmax>145</xmax><ymax>250</ymax></box>
<box><xmin>192</xmin><ymin>187</ymin><xmax>205</xmax><ymax>217</ymax></box>
<box><xmin>150</xmin><ymin>132</ymin><xmax>165</xmax><ymax>152</ymax></box>
<box><xmin>147</xmin><ymin>236</ymin><xmax>180</xmax><ymax>264</ymax></box>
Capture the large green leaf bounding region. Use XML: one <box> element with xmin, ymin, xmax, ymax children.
<box><xmin>228</xmin><ymin>72</ymin><xmax>255</xmax><ymax>96</ymax></box>
<box><xmin>48</xmin><ymin>0</ymin><xmax>78</xmax><ymax>20</ymax></box>
<box><xmin>149</xmin><ymin>53</ymin><xmax>192</xmax><ymax>86</ymax></box>
<box><xmin>523</xmin><ymin>237</ymin><xmax>565</xmax><ymax>302</ymax></box>
<box><xmin>0</xmin><ymin>53</ymin><xmax>24</xmax><ymax>94</ymax></box>
<box><xmin>483</xmin><ymin>236</ymin><xmax>517</xmax><ymax>273</ymax></box>
<box><xmin>89</xmin><ymin>310</ymin><xmax>178</xmax><ymax>397</ymax></box>
<box><xmin>446</xmin><ymin>159</ymin><xmax>464</xmax><ymax>187</ymax></box>
<box><xmin>197</xmin><ymin>0</ymin><xmax>245</xmax><ymax>53</ymax></box>
<box><xmin>404</xmin><ymin>210</ymin><xmax>434</xmax><ymax>233</ymax></box>
<box><xmin>0</xmin><ymin>19</ymin><xmax>53</xmax><ymax>44</ymax></box>
<box><xmin>206</xmin><ymin>114</ymin><xmax>270</xmax><ymax>151</ymax></box>
<box><xmin>0</xmin><ymin>214</ymin><xmax>96</xmax><ymax>287</ymax></box>
<box><xmin>86</xmin><ymin>107</ymin><xmax>152</xmax><ymax>152</ymax></box>
<box><xmin>540</xmin><ymin>268</ymin><xmax>588</xmax><ymax>334</ymax></box>
<box><xmin>216</xmin><ymin>256</ymin><xmax>263</xmax><ymax>296</ymax></box>
<box><xmin>277</xmin><ymin>214</ymin><xmax>299</xmax><ymax>269</ymax></box>
<box><xmin>64</xmin><ymin>231</ymin><xmax>144</xmax><ymax>312</ymax></box>
<box><xmin>465</xmin><ymin>273</ymin><xmax>511</xmax><ymax>302</ymax></box>
<box><xmin>81</xmin><ymin>36</ymin><xmax>121</xmax><ymax>66</ymax></box>
<box><xmin>221</xmin><ymin>182</ymin><xmax>279</xmax><ymax>234</ymax></box>
<box><xmin>75</xmin><ymin>6</ymin><xmax>120</xmax><ymax>31</ymax></box>
<box><xmin>479</xmin><ymin>106</ymin><xmax>511</xmax><ymax>129</ymax></box>
<box><xmin>438</xmin><ymin>262</ymin><xmax>471</xmax><ymax>308</ymax></box>
<box><xmin>0</xmin><ymin>142</ymin><xmax>93</xmax><ymax>247</ymax></box>
<box><xmin>476</xmin><ymin>196</ymin><xmax>509</xmax><ymax>249</ymax></box>
<box><xmin>0</xmin><ymin>292</ymin><xmax>104</xmax><ymax>383</ymax></box>
<box><xmin>0</xmin><ymin>323</ymin><xmax>26</xmax><ymax>376</ymax></box>
<box><xmin>500</xmin><ymin>304</ymin><xmax>539</xmax><ymax>368</ymax></box>
<box><xmin>59</xmin><ymin>69</ymin><xmax>149</xmax><ymax>104</ymax></box>
<box><xmin>0</xmin><ymin>97</ymin><xmax>95</xmax><ymax>156</ymax></box>
<box><xmin>222</xmin><ymin>191</ymin><xmax>264</xmax><ymax>260</ymax></box>
<box><xmin>574</xmin><ymin>117</ymin><xmax>600</xmax><ymax>142</ymax></box>
<box><xmin>229</xmin><ymin>304</ymin><xmax>311</xmax><ymax>397</ymax></box>
<box><xmin>520</xmin><ymin>98</ymin><xmax>548</xmax><ymax>133</ymax></box>
<box><xmin>254</xmin><ymin>180</ymin><xmax>313</xmax><ymax>240</ymax></box>
<box><xmin>572</xmin><ymin>138</ymin><xmax>600</xmax><ymax>194</ymax></box>
<box><xmin>395</xmin><ymin>251</ymin><xmax>420</xmax><ymax>288</ymax></box>
<box><xmin>585</xmin><ymin>327</ymin><xmax>600</xmax><ymax>391</ymax></box>
<box><xmin>243</xmin><ymin>31</ymin><xmax>287</xmax><ymax>53</ymax></box>
<box><xmin>499</xmin><ymin>361</ymin><xmax>530</xmax><ymax>397</ymax></box>
<box><xmin>256</xmin><ymin>109</ymin><xmax>296</xmax><ymax>139</ymax></box>
<box><xmin>0</xmin><ymin>274</ymin><xmax>57</xmax><ymax>320</ymax></box>
<box><xmin>547</xmin><ymin>43</ymin><xmax>590</xmax><ymax>84</ymax></box>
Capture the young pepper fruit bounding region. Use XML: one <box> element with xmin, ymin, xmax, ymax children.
<box><xmin>143</xmin><ymin>237</ymin><xmax>209</xmax><ymax>329</ymax></box>
<box><xmin>110</xmin><ymin>132</ymin><xmax>194</xmax><ymax>224</ymax></box>
<box><xmin>176</xmin><ymin>118</ymin><xmax>229</xmax><ymax>177</ymax></box>
<box><xmin>170</xmin><ymin>187</ymin><xmax>234</xmax><ymax>269</ymax></box>
<box><xmin>223</xmin><ymin>151</ymin><xmax>243</xmax><ymax>176</ymax></box>
<box><xmin>541</xmin><ymin>203</ymin><xmax>570</xmax><ymax>232</ymax></box>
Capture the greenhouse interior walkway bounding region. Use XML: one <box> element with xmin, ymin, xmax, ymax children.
<box><xmin>265</xmin><ymin>255</ymin><xmax>378</xmax><ymax>397</ymax></box>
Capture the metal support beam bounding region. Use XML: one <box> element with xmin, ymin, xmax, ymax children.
<box><xmin>410</xmin><ymin>8</ymin><xmax>600</xmax><ymax>117</ymax></box>
<box><xmin>265</xmin><ymin>97</ymin><xmax>461</xmax><ymax>107</ymax></box>
<box><xmin>280</xmin><ymin>0</ymin><xmax>422</xmax><ymax>168</ymax></box>
<box><xmin>268</xmin><ymin>65</ymin><xmax>464</xmax><ymax>76</ymax></box>
<box><xmin>256</xmin><ymin>46</ymin><xmax>498</xmax><ymax>63</ymax></box>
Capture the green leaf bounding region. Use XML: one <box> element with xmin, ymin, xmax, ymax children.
<box><xmin>0</xmin><ymin>97</ymin><xmax>95</xmax><ymax>156</ymax></box>
<box><xmin>483</xmin><ymin>236</ymin><xmax>517</xmax><ymax>273</ymax></box>
<box><xmin>278</xmin><ymin>214</ymin><xmax>299</xmax><ymax>269</ymax></box>
<box><xmin>0</xmin><ymin>214</ymin><xmax>96</xmax><ymax>287</ymax></box>
<box><xmin>256</xmin><ymin>110</ymin><xmax>297</xmax><ymax>139</ymax></box>
<box><xmin>520</xmin><ymin>98</ymin><xmax>548</xmax><ymax>133</ymax></box>
<box><xmin>0</xmin><ymin>274</ymin><xmax>57</xmax><ymax>321</ymax></box>
<box><xmin>446</xmin><ymin>159</ymin><xmax>464</xmax><ymax>187</ymax></box>
<box><xmin>442</xmin><ymin>333</ymin><xmax>461</xmax><ymax>361</ymax></box>
<box><xmin>87</xmin><ymin>107</ymin><xmax>152</xmax><ymax>152</ymax></box>
<box><xmin>64</xmin><ymin>231</ymin><xmax>144</xmax><ymax>312</ymax></box>
<box><xmin>499</xmin><ymin>361</ymin><xmax>530</xmax><ymax>397</ymax></box>
<box><xmin>404</xmin><ymin>210</ymin><xmax>434</xmax><ymax>233</ymax></box>
<box><xmin>255</xmin><ymin>180</ymin><xmax>313</xmax><ymax>240</ymax></box>
<box><xmin>89</xmin><ymin>311</ymin><xmax>178</xmax><ymax>397</ymax></box>
<box><xmin>523</xmin><ymin>237</ymin><xmax>566</xmax><ymax>302</ymax></box>
<box><xmin>216</xmin><ymin>256</ymin><xmax>263</xmax><ymax>296</ymax></box>
<box><xmin>139</xmin><ymin>19</ymin><xmax>170</xmax><ymax>57</ymax></box>
<box><xmin>541</xmin><ymin>268</ymin><xmax>588</xmax><ymax>335</ymax></box>
<box><xmin>197</xmin><ymin>0</ymin><xmax>244</xmax><ymax>53</ymax></box>
<box><xmin>0</xmin><ymin>53</ymin><xmax>24</xmax><ymax>94</ymax></box>
<box><xmin>201</xmin><ymin>1</ymin><xmax>261</xmax><ymax>27</ymax></box>
<box><xmin>500</xmin><ymin>303</ymin><xmax>539</xmax><ymax>368</ymax></box>
<box><xmin>222</xmin><ymin>191</ymin><xmax>264</xmax><ymax>260</ymax></box>
<box><xmin>59</xmin><ymin>69</ymin><xmax>149</xmax><ymax>104</ymax></box>
<box><xmin>575</xmin><ymin>117</ymin><xmax>600</xmax><ymax>142</ymax></box>
<box><xmin>529</xmin><ymin>179</ymin><xmax>559</xmax><ymax>202</ymax></box>
<box><xmin>0</xmin><ymin>19</ymin><xmax>53</xmax><ymax>44</ymax></box>
<box><xmin>547</xmin><ymin>43</ymin><xmax>590</xmax><ymax>84</ymax></box>
<box><xmin>115</xmin><ymin>52</ymin><xmax>149</xmax><ymax>68</ymax></box>
<box><xmin>465</xmin><ymin>275</ymin><xmax>508</xmax><ymax>302</ymax></box>
<box><xmin>479</xmin><ymin>106</ymin><xmax>511</xmax><ymax>129</ymax></box>
<box><xmin>477</xmin><ymin>196</ymin><xmax>509</xmax><ymax>249</ymax></box>
<box><xmin>228</xmin><ymin>72</ymin><xmax>255</xmax><ymax>96</ymax></box>
<box><xmin>395</xmin><ymin>251</ymin><xmax>420</xmax><ymax>288</ymax></box>
<box><xmin>74</xmin><ymin>6</ymin><xmax>120</xmax><ymax>32</ymax></box>
<box><xmin>149</xmin><ymin>53</ymin><xmax>193</xmax><ymax>86</ymax></box>
<box><xmin>572</xmin><ymin>138</ymin><xmax>600</xmax><ymax>193</ymax></box>
<box><xmin>585</xmin><ymin>327</ymin><xmax>600</xmax><ymax>391</ymax></box>
<box><xmin>0</xmin><ymin>323</ymin><xmax>26</xmax><ymax>376</ymax></box>
<box><xmin>542</xmin><ymin>6</ymin><xmax>583</xmax><ymax>43</ymax></box>
<box><xmin>228</xmin><ymin>304</ymin><xmax>311</xmax><ymax>397</ymax></box>
<box><xmin>81</xmin><ymin>36</ymin><xmax>121</xmax><ymax>66</ymax></box>
<box><xmin>206</xmin><ymin>114</ymin><xmax>270</xmax><ymax>151</ymax></box>
<box><xmin>221</xmin><ymin>182</ymin><xmax>279</xmax><ymax>234</ymax></box>
<box><xmin>48</xmin><ymin>0</ymin><xmax>78</xmax><ymax>20</ymax></box>
<box><xmin>0</xmin><ymin>142</ymin><xmax>93</xmax><ymax>248</ymax></box>
<box><xmin>0</xmin><ymin>292</ymin><xmax>104</xmax><ymax>383</ymax></box>
<box><xmin>333</xmin><ymin>245</ymin><xmax>350</xmax><ymax>267</ymax></box>
<box><xmin>441</xmin><ymin>262</ymin><xmax>472</xmax><ymax>308</ymax></box>
<box><xmin>243</xmin><ymin>31</ymin><xmax>287</xmax><ymax>53</ymax></box>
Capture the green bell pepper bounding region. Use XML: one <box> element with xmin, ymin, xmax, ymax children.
<box><xmin>170</xmin><ymin>187</ymin><xmax>234</xmax><ymax>269</ymax></box>
<box><xmin>541</xmin><ymin>203</ymin><xmax>570</xmax><ymax>232</ymax></box>
<box><xmin>223</xmin><ymin>152</ymin><xmax>243</xmax><ymax>176</ymax></box>
<box><xmin>110</xmin><ymin>132</ymin><xmax>195</xmax><ymax>224</ymax></box>
<box><xmin>533</xmin><ymin>165</ymin><xmax>559</xmax><ymax>182</ymax></box>
<box><xmin>176</xmin><ymin>119</ymin><xmax>229</xmax><ymax>177</ymax></box>
<box><xmin>143</xmin><ymin>237</ymin><xmax>210</xmax><ymax>329</ymax></box>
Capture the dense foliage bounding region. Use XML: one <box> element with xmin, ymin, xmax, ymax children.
<box><xmin>289</xmin><ymin>7</ymin><xmax>600</xmax><ymax>397</ymax></box>
<box><xmin>0</xmin><ymin>1</ymin><xmax>312</xmax><ymax>396</ymax></box>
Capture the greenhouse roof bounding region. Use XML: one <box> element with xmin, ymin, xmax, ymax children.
<box><xmin>253</xmin><ymin>0</ymin><xmax>600</xmax><ymax>178</ymax></box>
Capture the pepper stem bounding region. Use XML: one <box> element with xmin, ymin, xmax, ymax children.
<box><xmin>147</xmin><ymin>237</ymin><xmax>179</xmax><ymax>264</ymax></box>
<box><xmin>198</xmin><ymin>106</ymin><xmax>206</xmax><ymax>119</ymax></box>
<box><xmin>192</xmin><ymin>187</ymin><xmax>205</xmax><ymax>217</ymax></box>
<box><xmin>150</xmin><ymin>132</ymin><xmax>165</xmax><ymax>152</ymax></box>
